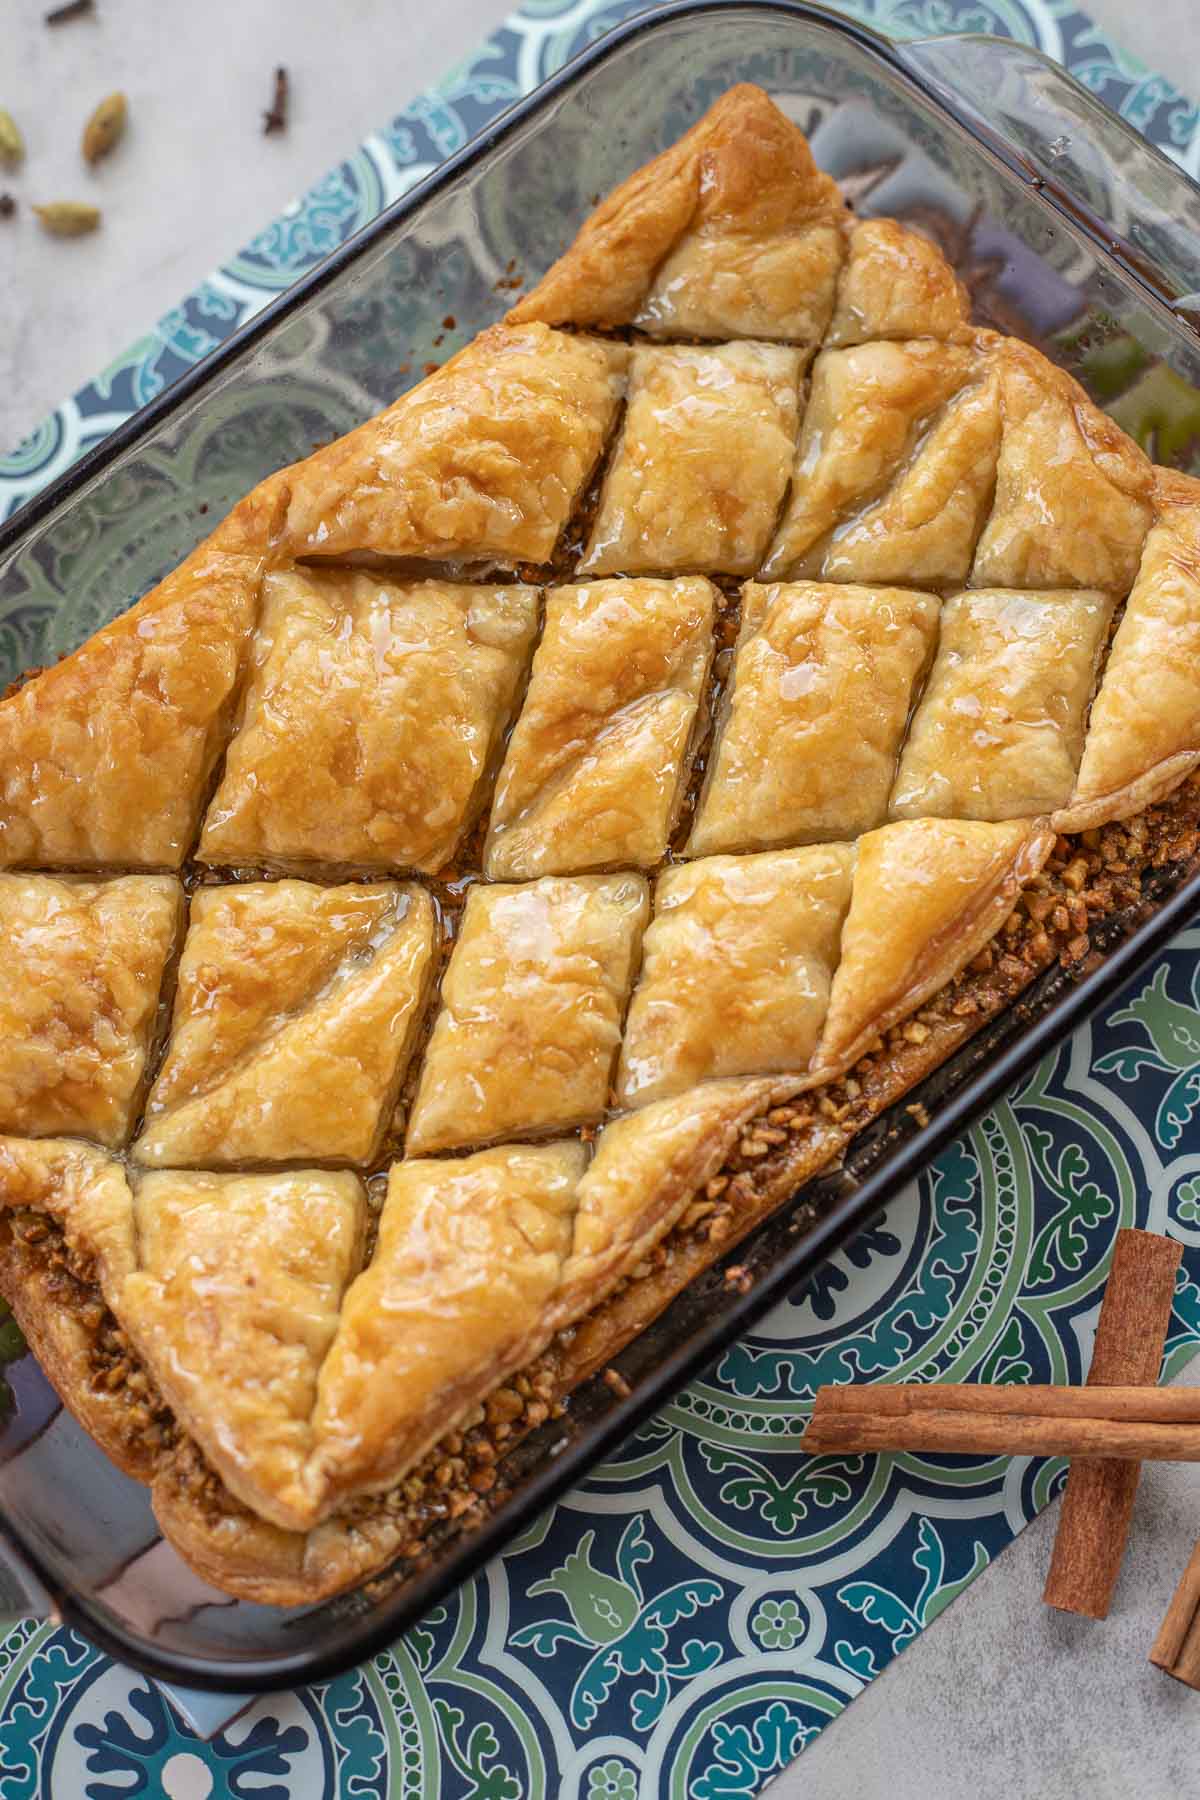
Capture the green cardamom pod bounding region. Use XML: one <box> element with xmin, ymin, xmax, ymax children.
<box><xmin>82</xmin><ymin>91</ymin><xmax>127</xmax><ymax>165</ymax></box>
<box><xmin>34</xmin><ymin>201</ymin><xmax>102</xmax><ymax>237</ymax></box>
<box><xmin>0</xmin><ymin>110</ymin><xmax>23</xmax><ymax>169</ymax></box>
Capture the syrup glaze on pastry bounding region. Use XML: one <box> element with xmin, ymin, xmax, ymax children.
<box><xmin>0</xmin><ymin>82</ymin><xmax>1193</xmax><ymax>1608</ymax></box>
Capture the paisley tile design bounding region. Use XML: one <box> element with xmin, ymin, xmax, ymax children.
<box><xmin>1</xmin><ymin>3</ymin><xmax>1198</xmax><ymax>1795</ymax></box>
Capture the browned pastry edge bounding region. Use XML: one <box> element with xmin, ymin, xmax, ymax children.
<box><xmin>4</xmin><ymin>784</ymin><xmax>1198</xmax><ymax>1604</ymax></box>
<box><xmin>506</xmin><ymin>84</ymin><xmax>846</xmax><ymax>331</ymax></box>
<box><xmin>0</xmin><ymin>1210</ymin><xmax>175</xmax><ymax>1484</ymax></box>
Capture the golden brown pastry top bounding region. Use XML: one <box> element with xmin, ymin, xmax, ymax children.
<box><xmin>136</xmin><ymin>880</ymin><xmax>436</xmax><ymax>1167</ymax></box>
<box><xmin>122</xmin><ymin>1167</ymin><xmax>366</xmax><ymax>1531</ymax></box>
<box><xmin>406</xmin><ymin>873</ymin><xmax>649</xmax><ymax>1154</ymax></box>
<box><xmin>309</xmin><ymin>1143</ymin><xmax>585</xmax><ymax>1514</ymax></box>
<box><xmin>0</xmin><ymin>483</ymin><xmax>282</xmax><ymax>871</ymax></box>
<box><xmin>582</xmin><ymin>342</ymin><xmax>804</xmax><ymax>577</ymax></box>
<box><xmin>1</xmin><ymin>82</ymin><xmax>1197</xmax><ymax>1603</ymax></box>
<box><xmin>1059</xmin><ymin>471</ymin><xmax>1200</xmax><ymax>828</ymax></box>
<box><xmin>891</xmin><ymin>588</ymin><xmax>1114</xmax><ymax>822</ymax></box>
<box><xmin>283</xmin><ymin>324</ymin><xmax>626</xmax><ymax>566</ymax></box>
<box><xmin>617</xmin><ymin>845</ymin><xmax>854</xmax><ymax>1106</ymax></box>
<box><xmin>0</xmin><ymin>874</ymin><xmax>182</xmax><ymax>1147</ymax></box>
<box><xmin>690</xmin><ymin>582</ymin><xmax>938</xmax><ymax>854</ymax></box>
<box><xmin>484</xmin><ymin>577</ymin><xmax>716</xmax><ymax>879</ymax></box>
<box><xmin>508</xmin><ymin>84</ymin><xmax>848</xmax><ymax>337</ymax></box>
<box><xmin>199</xmin><ymin>571</ymin><xmax>539</xmax><ymax>873</ymax></box>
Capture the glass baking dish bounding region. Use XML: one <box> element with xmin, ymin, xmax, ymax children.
<box><xmin>2</xmin><ymin>0</ymin><xmax>1200</xmax><ymax>1695</ymax></box>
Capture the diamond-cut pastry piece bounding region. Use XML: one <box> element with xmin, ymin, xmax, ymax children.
<box><xmin>581</xmin><ymin>343</ymin><xmax>804</xmax><ymax>577</ymax></box>
<box><xmin>618</xmin><ymin>846</ymin><xmax>855</xmax><ymax>1107</ymax></box>
<box><xmin>1058</xmin><ymin>473</ymin><xmax>1200</xmax><ymax>829</ymax></box>
<box><xmin>825</xmin><ymin>218</ymin><xmax>970</xmax><ymax>347</ymax></box>
<box><xmin>199</xmin><ymin>571</ymin><xmax>538</xmax><ymax>873</ymax></box>
<box><xmin>558</xmin><ymin>1076</ymin><xmax>788</xmax><ymax>1318</ymax></box>
<box><xmin>690</xmin><ymin>582</ymin><xmax>938</xmax><ymax>854</ymax></box>
<box><xmin>136</xmin><ymin>881</ymin><xmax>436</xmax><ymax>1168</ymax></box>
<box><xmin>762</xmin><ymin>338</ymin><xmax>1001</xmax><ymax>585</ymax></box>
<box><xmin>0</xmin><ymin>484</ymin><xmax>282</xmax><ymax>869</ymax></box>
<box><xmin>121</xmin><ymin>1168</ymin><xmax>366</xmax><ymax>1531</ymax></box>
<box><xmin>406</xmin><ymin>874</ymin><xmax>649</xmax><ymax>1154</ymax></box>
<box><xmin>0</xmin><ymin>874</ymin><xmax>182</xmax><ymax>1147</ymax></box>
<box><xmin>971</xmin><ymin>338</ymin><xmax>1153</xmax><ymax>591</ymax></box>
<box><xmin>283</xmin><ymin>324</ymin><xmax>626</xmax><ymax>566</ymax></box>
<box><xmin>891</xmin><ymin>588</ymin><xmax>1113</xmax><ymax>821</ymax></box>
<box><xmin>509</xmin><ymin>84</ymin><xmax>848</xmax><ymax>340</ymax></box>
<box><xmin>814</xmin><ymin>818</ymin><xmax>1055</xmax><ymax>1079</ymax></box>
<box><xmin>309</xmin><ymin>1143</ymin><xmax>585</xmax><ymax>1514</ymax></box>
<box><xmin>484</xmin><ymin>578</ymin><xmax>716</xmax><ymax>879</ymax></box>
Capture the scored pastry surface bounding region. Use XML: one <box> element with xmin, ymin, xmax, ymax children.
<box><xmin>691</xmin><ymin>581</ymin><xmax>938</xmax><ymax>854</ymax></box>
<box><xmin>581</xmin><ymin>342</ymin><xmax>804</xmax><ymax>576</ymax></box>
<box><xmin>199</xmin><ymin>571</ymin><xmax>539</xmax><ymax>874</ymax></box>
<box><xmin>484</xmin><ymin>577</ymin><xmax>716</xmax><ymax>879</ymax></box>
<box><xmin>0</xmin><ymin>80</ymin><xmax>1196</xmax><ymax>1606</ymax></box>
<box><xmin>136</xmin><ymin>880</ymin><xmax>436</xmax><ymax>1167</ymax></box>
<box><xmin>0</xmin><ymin>873</ymin><xmax>183</xmax><ymax>1148</ymax></box>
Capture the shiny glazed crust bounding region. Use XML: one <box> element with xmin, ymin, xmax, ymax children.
<box><xmin>1</xmin><ymin>85</ymin><xmax>1199</xmax><ymax>1606</ymax></box>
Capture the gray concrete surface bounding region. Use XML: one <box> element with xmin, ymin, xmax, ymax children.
<box><xmin>4</xmin><ymin>3</ymin><xmax>1200</xmax><ymax>1796</ymax></box>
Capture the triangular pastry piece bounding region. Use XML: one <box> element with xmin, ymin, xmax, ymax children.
<box><xmin>1058</xmin><ymin>472</ymin><xmax>1200</xmax><ymax>829</ymax></box>
<box><xmin>814</xmin><ymin>818</ymin><xmax>1055</xmax><ymax>1078</ymax></box>
<box><xmin>281</xmin><ymin>324</ymin><xmax>626</xmax><ymax>566</ymax></box>
<box><xmin>558</xmin><ymin>1076</ymin><xmax>790</xmax><ymax>1320</ymax></box>
<box><xmin>971</xmin><ymin>338</ymin><xmax>1154</xmax><ymax>590</ymax></box>
<box><xmin>120</xmin><ymin>1168</ymin><xmax>366</xmax><ymax>1532</ymax></box>
<box><xmin>761</xmin><ymin>337</ymin><xmax>1002</xmax><ymax>585</ymax></box>
<box><xmin>508</xmin><ymin>84</ymin><xmax>848</xmax><ymax>342</ymax></box>
<box><xmin>308</xmin><ymin>1142</ymin><xmax>585</xmax><ymax>1517</ymax></box>
<box><xmin>0</xmin><ymin>481</ymin><xmax>284</xmax><ymax>870</ymax></box>
<box><xmin>135</xmin><ymin>880</ymin><xmax>436</xmax><ymax>1167</ymax></box>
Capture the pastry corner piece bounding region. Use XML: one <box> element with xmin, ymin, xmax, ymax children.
<box><xmin>813</xmin><ymin>817</ymin><xmax>1056</xmax><ymax>1081</ymax></box>
<box><xmin>507</xmin><ymin>84</ymin><xmax>847</xmax><ymax>341</ymax></box>
<box><xmin>0</xmin><ymin>478</ymin><xmax>287</xmax><ymax>871</ymax></box>
<box><xmin>0</xmin><ymin>1138</ymin><xmax>159</xmax><ymax>1479</ymax></box>
<box><xmin>507</xmin><ymin>83</ymin><xmax>971</xmax><ymax>349</ymax></box>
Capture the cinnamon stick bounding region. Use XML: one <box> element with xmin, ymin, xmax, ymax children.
<box><xmin>1043</xmin><ymin>1227</ymin><xmax>1181</xmax><ymax>1619</ymax></box>
<box><xmin>818</xmin><ymin>1385</ymin><xmax>1200</xmax><ymax>1422</ymax></box>
<box><xmin>1150</xmin><ymin>1539</ymin><xmax>1200</xmax><ymax>1688</ymax></box>
<box><xmin>801</xmin><ymin>1384</ymin><xmax>1200</xmax><ymax>1459</ymax></box>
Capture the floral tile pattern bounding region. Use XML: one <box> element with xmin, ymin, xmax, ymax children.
<box><xmin>1</xmin><ymin>2</ymin><xmax>1199</xmax><ymax>1795</ymax></box>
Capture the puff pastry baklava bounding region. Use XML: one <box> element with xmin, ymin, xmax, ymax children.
<box><xmin>3</xmin><ymin>83</ymin><xmax>1200</xmax><ymax>1606</ymax></box>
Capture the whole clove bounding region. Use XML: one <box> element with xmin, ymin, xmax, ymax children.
<box><xmin>45</xmin><ymin>0</ymin><xmax>96</xmax><ymax>23</ymax></box>
<box><xmin>263</xmin><ymin>67</ymin><xmax>289</xmax><ymax>135</ymax></box>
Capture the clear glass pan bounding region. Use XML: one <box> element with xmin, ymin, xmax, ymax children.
<box><xmin>1</xmin><ymin>0</ymin><xmax>1199</xmax><ymax>1691</ymax></box>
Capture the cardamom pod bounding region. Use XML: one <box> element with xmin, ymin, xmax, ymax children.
<box><xmin>34</xmin><ymin>201</ymin><xmax>102</xmax><ymax>237</ymax></box>
<box><xmin>0</xmin><ymin>109</ymin><xmax>23</xmax><ymax>169</ymax></box>
<box><xmin>81</xmin><ymin>91</ymin><xmax>127</xmax><ymax>165</ymax></box>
